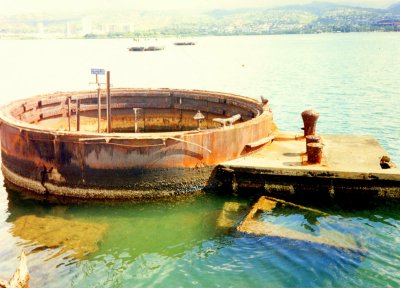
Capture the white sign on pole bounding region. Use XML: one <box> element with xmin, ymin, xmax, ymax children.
<box><xmin>91</xmin><ymin>68</ymin><xmax>105</xmax><ymax>75</ymax></box>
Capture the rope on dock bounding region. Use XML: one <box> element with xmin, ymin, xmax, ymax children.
<box><xmin>7</xmin><ymin>131</ymin><xmax>211</xmax><ymax>152</ymax></box>
<box><xmin>168</xmin><ymin>137</ymin><xmax>211</xmax><ymax>153</ymax></box>
<box><xmin>77</xmin><ymin>136</ymin><xmax>211</xmax><ymax>153</ymax></box>
<box><xmin>6</xmin><ymin>124</ymin><xmax>213</xmax><ymax>152</ymax></box>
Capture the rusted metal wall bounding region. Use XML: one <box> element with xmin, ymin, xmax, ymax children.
<box><xmin>0</xmin><ymin>88</ymin><xmax>275</xmax><ymax>199</ymax></box>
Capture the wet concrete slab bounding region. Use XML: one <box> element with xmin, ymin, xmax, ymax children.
<box><xmin>218</xmin><ymin>132</ymin><xmax>400</xmax><ymax>199</ymax></box>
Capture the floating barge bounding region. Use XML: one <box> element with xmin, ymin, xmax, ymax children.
<box><xmin>128</xmin><ymin>46</ymin><xmax>164</xmax><ymax>52</ymax></box>
<box><xmin>174</xmin><ymin>42</ymin><xmax>195</xmax><ymax>46</ymax></box>
<box><xmin>0</xmin><ymin>88</ymin><xmax>275</xmax><ymax>199</ymax></box>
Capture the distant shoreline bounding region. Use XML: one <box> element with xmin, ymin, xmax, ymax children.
<box><xmin>1</xmin><ymin>2</ymin><xmax>399</xmax><ymax>42</ymax></box>
<box><xmin>1</xmin><ymin>30</ymin><xmax>399</xmax><ymax>41</ymax></box>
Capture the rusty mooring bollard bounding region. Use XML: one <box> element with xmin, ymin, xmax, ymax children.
<box><xmin>301</xmin><ymin>109</ymin><xmax>319</xmax><ymax>136</ymax></box>
<box><xmin>306</xmin><ymin>135</ymin><xmax>321</xmax><ymax>145</ymax></box>
<box><xmin>307</xmin><ymin>143</ymin><xmax>323</xmax><ymax>164</ymax></box>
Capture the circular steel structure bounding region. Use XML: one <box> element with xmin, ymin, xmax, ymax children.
<box><xmin>0</xmin><ymin>88</ymin><xmax>275</xmax><ymax>199</ymax></box>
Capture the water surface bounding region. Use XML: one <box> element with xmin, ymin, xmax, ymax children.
<box><xmin>0</xmin><ymin>33</ymin><xmax>399</xmax><ymax>287</ymax></box>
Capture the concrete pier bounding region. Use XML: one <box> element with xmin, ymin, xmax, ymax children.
<box><xmin>216</xmin><ymin>132</ymin><xmax>400</xmax><ymax>200</ymax></box>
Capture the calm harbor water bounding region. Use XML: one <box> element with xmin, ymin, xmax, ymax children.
<box><xmin>0</xmin><ymin>33</ymin><xmax>399</xmax><ymax>287</ymax></box>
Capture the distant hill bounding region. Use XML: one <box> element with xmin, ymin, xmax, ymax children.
<box><xmin>208</xmin><ymin>2</ymin><xmax>384</xmax><ymax>17</ymax></box>
<box><xmin>388</xmin><ymin>2</ymin><xmax>400</xmax><ymax>12</ymax></box>
<box><xmin>1</xmin><ymin>1</ymin><xmax>399</xmax><ymax>39</ymax></box>
<box><xmin>279</xmin><ymin>2</ymin><xmax>354</xmax><ymax>15</ymax></box>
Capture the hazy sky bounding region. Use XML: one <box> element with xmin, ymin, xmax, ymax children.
<box><xmin>0</xmin><ymin>0</ymin><xmax>398</xmax><ymax>15</ymax></box>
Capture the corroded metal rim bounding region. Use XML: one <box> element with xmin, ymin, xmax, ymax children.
<box><xmin>0</xmin><ymin>88</ymin><xmax>275</xmax><ymax>199</ymax></box>
<box><xmin>0</xmin><ymin>88</ymin><xmax>266</xmax><ymax>137</ymax></box>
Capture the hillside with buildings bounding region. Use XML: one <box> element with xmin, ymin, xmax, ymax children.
<box><xmin>1</xmin><ymin>2</ymin><xmax>399</xmax><ymax>39</ymax></box>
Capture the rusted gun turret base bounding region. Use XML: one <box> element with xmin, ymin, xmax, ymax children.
<box><xmin>0</xmin><ymin>88</ymin><xmax>275</xmax><ymax>200</ymax></box>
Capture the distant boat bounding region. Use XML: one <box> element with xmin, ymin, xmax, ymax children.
<box><xmin>128</xmin><ymin>46</ymin><xmax>164</xmax><ymax>52</ymax></box>
<box><xmin>144</xmin><ymin>46</ymin><xmax>164</xmax><ymax>51</ymax></box>
<box><xmin>174</xmin><ymin>42</ymin><xmax>195</xmax><ymax>46</ymax></box>
<box><xmin>128</xmin><ymin>47</ymin><xmax>144</xmax><ymax>51</ymax></box>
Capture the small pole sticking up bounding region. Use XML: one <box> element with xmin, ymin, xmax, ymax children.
<box><xmin>179</xmin><ymin>97</ymin><xmax>183</xmax><ymax>131</ymax></box>
<box><xmin>132</xmin><ymin>108</ymin><xmax>142</xmax><ymax>133</ymax></box>
<box><xmin>67</xmin><ymin>96</ymin><xmax>71</xmax><ymax>131</ymax></box>
<box><xmin>96</xmin><ymin>74</ymin><xmax>101</xmax><ymax>133</ymax></box>
<box><xmin>76</xmin><ymin>99</ymin><xmax>81</xmax><ymax>131</ymax></box>
<box><xmin>90</xmin><ymin>68</ymin><xmax>106</xmax><ymax>133</ymax></box>
<box><xmin>106</xmin><ymin>71</ymin><xmax>111</xmax><ymax>133</ymax></box>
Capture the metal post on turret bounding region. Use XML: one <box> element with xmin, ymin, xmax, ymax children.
<box><xmin>132</xmin><ymin>108</ymin><xmax>142</xmax><ymax>133</ymax></box>
<box><xmin>106</xmin><ymin>71</ymin><xmax>111</xmax><ymax>133</ymax></box>
<box><xmin>90</xmin><ymin>68</ymin><xmax>106</xmax><ymax>133</ymax></box>
<box><xmin>67</xmin><ymin>96</ymin><xmax>71</xmax><ymax>131</ymax></box>
<box><xmin>76</xmin><ymin>99</ymin><xmax>81</xmax><ymax>131</ymax></box>
<box><xmin>96</xmin><ymin>74</ymin><xmax>101</xmax><ymax>133</ymax></box>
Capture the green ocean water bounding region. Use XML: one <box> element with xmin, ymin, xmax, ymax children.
<box><xmin>0</xmin><ymin>33</ymin><xmax>399</xmax><ymax>287</ymax></box>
